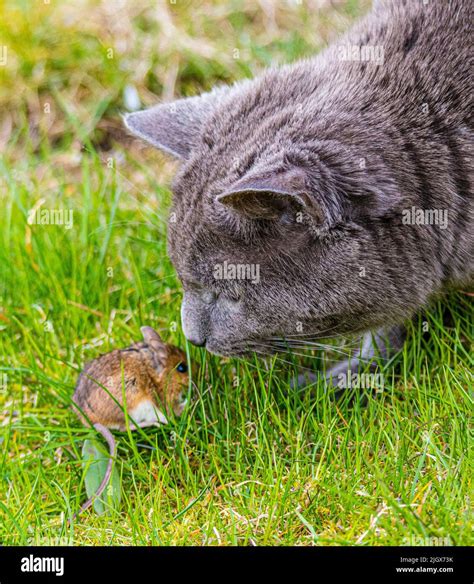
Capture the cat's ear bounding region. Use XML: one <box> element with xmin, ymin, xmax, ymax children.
<box><xmin>123</xmin><ymin>88</ymin><xmax>226</xmax><ymax>159</ymax></box>
<box><xmin>216</xmin><ymin>167</ymin><xmax>324</xmax><ymax>223</ymax></box>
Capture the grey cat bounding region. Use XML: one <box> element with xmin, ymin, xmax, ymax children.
<box><xmin>125</xmin><ymin>0</ymin><xmax>473</xmax><ymax>386</ymax></box>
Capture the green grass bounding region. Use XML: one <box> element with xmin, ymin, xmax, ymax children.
<box><xmin>0</xmin><ymin>0</ymin><xmax>472</xmax><ymax>546</ymax></box>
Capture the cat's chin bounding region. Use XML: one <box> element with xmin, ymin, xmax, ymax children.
<box><xmin>205</xmin><ymin>340</ymin><xmax>276</xmax><ymax>359</ymax></box>
<box><xmin>205</xmin><ymin>346</ymin><xmax>259</xmax><ymax>358</ymax></box>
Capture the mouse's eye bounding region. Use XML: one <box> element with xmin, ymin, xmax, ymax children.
<box><xmin>176</xmin><ymin>362</ymin><xmax>188</xmax><ymax>374</ymax></box>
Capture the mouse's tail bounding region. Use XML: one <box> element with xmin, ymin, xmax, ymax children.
<box><xmin>72</xmin><ymin>423</ymin><xmax>116</xmax><ymax>519</ymax></box>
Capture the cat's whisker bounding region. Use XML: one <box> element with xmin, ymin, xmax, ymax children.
<box><xmin>272</xmin><ymin>321</ymin><xmax>348</xmax><ymax>339</ymax></box>
<box><xmin>271</xmin><ymin>337</ymin><xmax>361</xmax><ymax>350</ymax></box>
<box><xmin>247</xmin><ymin>340</ymin><xmax>343</xmax><ymax>362</ymax></box>
<box><xmin>273</xmin><ymin>344</ymin><xmax>356</xmax><ymax>355</ymax></box>
<box><xmin>276</xmin><ymin>339</ymin><xmax>390</xmax><ymax>363</ymax></box>
<box><xmin>267</xmin><ymin>324</ymin><xmax>356</xmax><ymax>340</ymax></box>
<box><xmin>270</xmin><ymin>332</ymin><xmax>356</xmax><ymax>343</ymax></box>
<box><xmin>265</xmin><ymin>338</ymin><xmax>358</xmax><ymax>357</ymax></box>
<box><xmin>248</xmin><ymin>348</ymin><xmax>315</xmax><ymax>372</ymax></box>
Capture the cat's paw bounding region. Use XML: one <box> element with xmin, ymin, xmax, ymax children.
<box><xmin>324</xmin><ymin>358</ymin><xmax>359</xmax><ymax>389</ymax></box>
<box><xmin>290</xmin><ymin>359</ymin><xmax>368</xmax><ymax>392</ymax></box>
<box><xmin>290</xmin><ymin>370</ymin><xmax>320</xmax><ymax>390</ymax></box>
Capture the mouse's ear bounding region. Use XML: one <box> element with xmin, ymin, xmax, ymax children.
<box><xmin>141</xmin><ymin>327</ymin><xmax>167</xmax><ymax>355</ymax></box>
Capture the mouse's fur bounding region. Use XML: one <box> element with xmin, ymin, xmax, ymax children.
<box><xmin>73</xmin><ymin>327</ymin><xmax>189</xmax><ymax>431</ymax></box>
<box><xmin>124</xmin><ymin>1</ymin><xmax>473</xmax><ymax>373</ymax></box>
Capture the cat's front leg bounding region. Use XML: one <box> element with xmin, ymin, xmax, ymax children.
<box><xmin>294</xmin><ymin>324</ymin><xmax>406</xmax><ymax>390</ymax></box>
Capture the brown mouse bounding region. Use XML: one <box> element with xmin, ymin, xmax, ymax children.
<box><xmin>71</xmin><ymin>326</ymin><xmax>190</xmax><ymax>517</ymax></box>
<box><xmin>73</xmin><ymin>326</ymin><xmax>189</xmax><ymax>431</ymax></box>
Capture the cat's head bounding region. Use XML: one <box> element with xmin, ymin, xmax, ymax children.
<box><xmin>124</xmin><ymin>81</ymin><xmax>425</xmax><ymax>356</ymax></box>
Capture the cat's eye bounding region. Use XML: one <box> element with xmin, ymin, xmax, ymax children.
<box><xmin>202</xmin><ymin>290</ymin><xmax>217</xmax><ymax>304</ymax></box>
<box><xmin>279</xmin><ymin>211</ymin><xmax>295</xmax><ymax>225</ymax></box>
<box><xmin>176</xmin><ymin>362</ymin><xmax>188</xmax><ymax>374</ymax></box>
<box><xmin>226</xmin><ymin>290</ymin><xmax>243</xmax><ymax>303</ymax></box>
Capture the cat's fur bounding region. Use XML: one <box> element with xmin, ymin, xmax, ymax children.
<box><xmin>125</xmin><ymin>0</ymin><xmax>473</xmax><ymax>378</ymax></box>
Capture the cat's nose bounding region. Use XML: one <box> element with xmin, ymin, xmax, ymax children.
<box><xmin>188</xmin><ymin>335</ymin><xmax>206</xmax><ymax>347</ymax></box>
<box><xmin>181</xmin><ymin>294</ymin><xmax>207</xmax><ymax>348</ymax></box>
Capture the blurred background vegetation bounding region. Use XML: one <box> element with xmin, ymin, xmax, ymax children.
<box><xmin>0</xmin><ymin>0</ymin><xmax>369</xmax><ymax>162</ymax></box>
